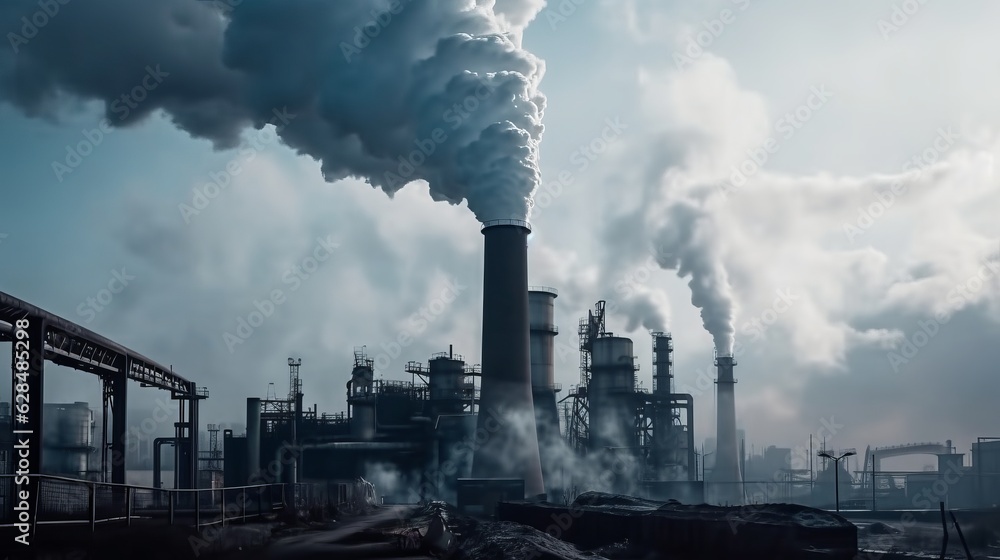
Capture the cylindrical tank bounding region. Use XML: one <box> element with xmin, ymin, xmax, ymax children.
<box><xmin>42</xmin><ymin>402</ymin><xmax>93</xmax><ymax>478</ymax></box>
<box><xmin>349</xmin><ymin>363</ymin><xmax>376</xmax><ymax>441</ymax></box>
<box><xmin>472</xmin><ymin>220</ymin><xmax>544</xmax><ymax>498</ymax></box>
<box><xmin>528</xmin><ymin>288</ymin><xmax>561</xmax><ymax>497</ymax></box>
<box><xmin>528</xmin><ymin>288</ymin><xmax>558</xmax><ymax>390</ymax></box>
<box><xmin>429</xmin><ymin>355</ymin><xmax>466</xmax><ymax>414</ymax></box>
<box><xmin>591</xmin><ymin>337</ymin><xmax>636</xmax><ymax>392</ymax></box>
<box><xmin>375</xmin><ymin>382</ymin><xmax>419</xmax><ymax>426</ymax></box>
<box><xmin>588</xmin><ymin>337</ymin><xmax>637</xmax><ymax>451</ymax></box>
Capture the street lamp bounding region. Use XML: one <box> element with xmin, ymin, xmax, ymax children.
<box><xmin>818</xmin><ymin>450</ymin><xmax>856</xmax><ymax>513</ymax></box>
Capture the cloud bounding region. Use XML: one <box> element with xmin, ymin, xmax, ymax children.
<box><xmin>592</xmin><ymin>52</ymin><xmax>999</xmax><ymax>450</ymax></box>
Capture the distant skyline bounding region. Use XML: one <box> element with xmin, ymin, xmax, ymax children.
<box><xmin>1</xmin><ymin>1</ymin><xmax>998</xmax><ymax>469</ymax></box>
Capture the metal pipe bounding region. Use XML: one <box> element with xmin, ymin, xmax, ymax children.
<box><xmin>676</xmin><ymin>393</ymin><xmax>696</xmax><ymax>482</ymax></box>
<box><xmin>89</xmin><ymin>482</ymin><xmax>96</xmax><ymax>532</ymax></box>
<box><xmin>153</xmin><ymin>437</ymin><xmax>180</xmax><ymax>490</ymax></box>
<box><xmin>188</xmin><ymin>386</ymin><xmax>200</xmax><ymax>490</ymax></box>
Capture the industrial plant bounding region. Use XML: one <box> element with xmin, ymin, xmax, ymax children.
<box><xmin>207</xmin><ymin>219</ymin><xmax>704</xmax><ymax>509</ymax></box>
<box><xmin>3</xmin><ymin>217</ymin><xmax>1000</xmax><ymax>559</ymax></box>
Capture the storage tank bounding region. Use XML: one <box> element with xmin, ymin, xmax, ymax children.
<box><xmin>528</xmin><ymin>288</ymin><xmax>558</xmax><ymax>391</ymax></box>
<box><xmin>375</xmin><ymin>381</ymin><xmax>422</xmax><ymax>426</ymax></box>
<box><xmin>428</xmin><ymin>351</ymin><xmax>466</xmax><ymax>414</ymax></box>
<box><xmin>588</xmin><ymin>337</ymin><xmax>637</xmax><ymax>451</ymax></box>
<box><xmin>529</xmin><ymin>287</ymin><xmax>561</xmax><ymax>496</ymax></box>
<box><xmin>42</xmin><ymin>402</ymin><xmax>93</xmax><ymax>478</ymax></box>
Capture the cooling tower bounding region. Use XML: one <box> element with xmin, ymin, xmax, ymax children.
<box><xmin>472</xmin><ymin>220</ymin><xmax>545</xmax><ymax>497</ymax></box>
<box><xmin>528</xmin><ymin>288</ymin><xmax>561</xmax><ymax>494</ymax></box>
<box><xmin>709</xmin><ymin>354</ymin><xmax>743</xmax><ymax>505</ymax></box>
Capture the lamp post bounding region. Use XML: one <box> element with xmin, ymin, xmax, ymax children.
<box><xmin>818</xmin><ymin>450</ymin><xmax>856</xmax><ymax>513</ymax></box>
<box><xmin>702</xmin><ymin>450</ymin><xmax>715</xmax><ymax>481</ymax></box>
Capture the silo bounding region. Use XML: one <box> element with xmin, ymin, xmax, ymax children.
<box><xmin>588</xmin><ymin>337</ymin><xmax>637</xmax><ymax>451</ymax></box>
<box><xmin>472</xmin><ymin>219</ymin><xmax>544</xmax><ymax>498</ymax></box>
<box><xmin>428</xmin><ymin>350</ymin><xmax>466</xmax><ymax>415</ymax></box>
<box><xmin>42</xmin><ymin>402</ymin><xmax>93</xmax><ymax>478</ymax></box>
<box><xmin>528</xmin><ymin>287</ymin><xmax>561</xmax><ymax>494</ymax></box>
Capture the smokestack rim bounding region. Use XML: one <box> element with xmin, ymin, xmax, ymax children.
<box><xmin>481</xmin><ymin>219</ymin><xmax>531</xmax><ymax>233</ymax></box>
<box><xmin>528</xmin><ymin>286</ymin><xmax>558</xmax><ymax>297</ymax></box>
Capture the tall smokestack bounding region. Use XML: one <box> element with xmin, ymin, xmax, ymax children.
<box><xmin>246</xmin><ymin>397</ymin><xmax>261</xmax><ymax>482</ymax></box>
<box><xmin>528</xmin><ymin>287</ymin><xmax>560</xmax><ymax>495</ymax></box>
<box><xmin>709</xmin><ymin>354</ymin><xmax>743</xmax><ymax>505</ymax></box>
<box><xmin>472</xmin><ymin>220</ymin><xmax>544</xmax><ymax>497</ymax></box>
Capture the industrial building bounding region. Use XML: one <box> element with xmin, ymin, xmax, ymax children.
<box><xmin>221</xmin><ymin>220</ymin><xmax>705</xmax><ymax>507</ymax></box>
<box><xmin>222</xmin><ymin>323</ymin><xmax>706</xmax><ymax>506</ymax></box>
<box><xmin>6</xmin><ymin>216</ymin><xmax>998</xmax><ymax>518</ymax></box>
<box><xmin>40</xmin><ymin>402</ymin><xmax>95</xmax><ymax>478</ymax></box>
<box><xmin>224</xmin><ymin>348</ymin><xmax>480</xmax><ymax>504</ymax></box>
<box><xmin>562</xmin><ymin>302</ymin><xmax>700</xmax><ymax>502</ymax></box>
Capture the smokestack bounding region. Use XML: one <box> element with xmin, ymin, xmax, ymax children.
<box><xmin>709</xmin><ymin>354</ymin><xmax>743</xmax><ymax>504</ymax></box>
<box><xmin>246</xmin><ymin>397</ymin><xmax>261</xmax><ymax>482</ymax></box>
<box><xmin>472</xmin><ymin>220</ymin><xmax>544</xmax><ymax>497</ymax></box>
<box><xmin>528</xmin><ymin>287</ymin><xmax>560</xmax><ymax>495</ymax></box>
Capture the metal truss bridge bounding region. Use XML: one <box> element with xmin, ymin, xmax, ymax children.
<box><xmin>0</xmin><ymin>289</ymin><xmax>207</xmax><ymax>490</ymax></box>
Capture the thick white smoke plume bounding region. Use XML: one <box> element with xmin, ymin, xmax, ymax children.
<box><xmin>652</xmin><ymin>199</ymin><xmax>735</xmax><ymax>354</ymax></box>
<box><xmin>0</xmin><ymin>0</ymin><xmax>546</xmax><ymax>221</ymax></box>
<box><xmin>591</xmin><ymin>213</ymin><xmax>672</xmax><ymax>333</ymax></box>
<box><xmin>596</xmin><ymin>190</ymin><xmax>733</xmax><ymax>349</ymax></box>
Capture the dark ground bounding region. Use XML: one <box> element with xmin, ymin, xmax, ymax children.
<box><xmin>4</xmin><ymin>504</ymin><xmax>999</xmax><ymax>560</ymax></box>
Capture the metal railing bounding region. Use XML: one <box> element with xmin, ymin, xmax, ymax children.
<box><xmin>528</xmin><ymin>286</ymin><xmax>559</xmax><ymax>296</ymax></box>
<box><xmin>481</xmin><ymin>218</ymin><xmax>530</xmax><ymax>231</ymax></box>
<box><xmin>532</xmin><ymin>383</ymin><xmax>563</xmax><ymax>393</ymax></box>
<box><xmin>0</xmin><ymin>474</ymin><xmax>327</xmax><ymax>530</ymax></box>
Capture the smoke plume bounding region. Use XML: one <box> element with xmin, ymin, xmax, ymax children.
<box><xmin>529</xmin><ymin>409</ymin><xmax>643</xmax><ymax>500</ymax></box>
<box><xmin>652</xmin><ymin>198</ymin><xmax>736</xmax><ymax>354</ymax></box>
<box><xmin>1</xmin><ymin>0</ymin><xmax>546</xmax><ymax>221</ymax></box>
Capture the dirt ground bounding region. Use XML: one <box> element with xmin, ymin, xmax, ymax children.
<box><xmin>855</xmin><ymin>518</ymin><xmax>1000</xmax><ymax>559</ymax></box>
